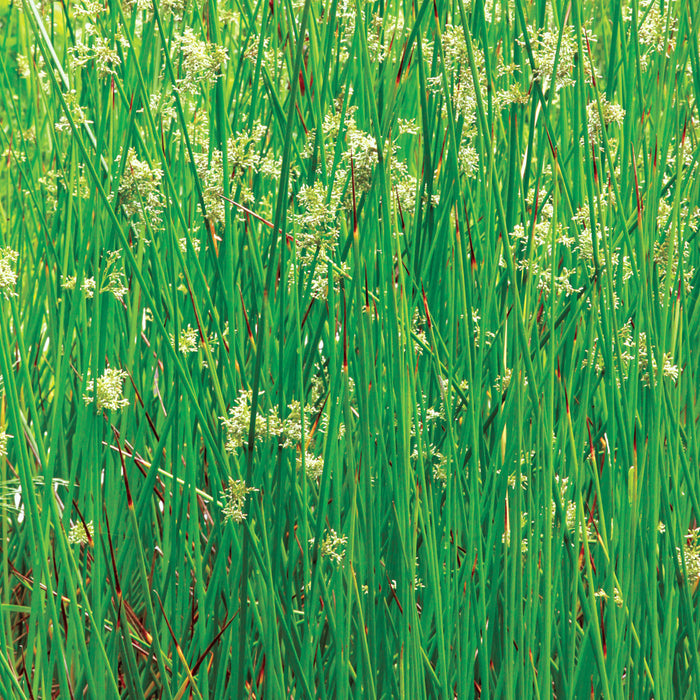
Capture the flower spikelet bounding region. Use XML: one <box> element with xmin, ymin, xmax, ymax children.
<box><xmin>310</xmin><ymin>528</ymin><xmax>348</xmax><ymax>565</ymax></box>
<box><xmin>0</xmin><ymin>248</ymin><xmax>19</xmax><ymax>299</ymax></box>
<box><xmin>81</xmin><ymin>277</ymin><xmax>97</xmax><ymax>298</ymax></box>
<box><xmin>101</xmin><ymin>249</ymin><xmax>129</xmax><ymax>301</ymax></box>
<box><xmin>521</xmin><ymin>24</ymin><xmax>577</xmax><ymax>93</ymax></box>
<box><xmin>679</xmin><ymin>538</ymin><xmax>700</xmax><ymax>587</ymax></box>
<box><xmin>283</xmin><ymin>400</ymin><xmax>304</xmax><ymax>444</ymax></box>
<box><xmin>320</xmin><ymin>529</ymin><xmax>347</xmax><ymax>565</ymax></box>
<box><xmin>68</xmin><ymin>520</ymin><xmax>94</xmax><ymax>546</ymax></box>
<box><xmin>191</xmin><ymin>150</ymin><xmax>226</xmax><ymax>227</ymax></box>
<box><xmin>0</xmin><ymin>430</ymin><xmax>11</xmax><ymax>459</ymax></box>
<box><xmin>172</xmin><ymin>27</ymin><xmax>228</xmax><ymax>90</ymax></box>
<box><xmin>116</xmin><ymin>147</ymin><xmax>164</xmax><ymax>226</ymax></box>
<box><xmin>69</xmin><ymin>36</ymin><xmax>121</xmax><ymax>78</ymax></box>
<box><xmin>83</xmin><ymin>368</ymin><xmax>130</xmax><ymax>411</ymax></box>
<box><xmin>586</xmin><ymin>97</ymin><xmax>625</xmax><ymax>143</ymax></box>
<box><xmin>221</xmin><ymin>478</ymin><xmax>258</xmax><ymax>524</ymax></box>
<box><xmin>298</xmin><ymin>450</ymin><xmax>324</xmax><ymax>480</ymax></box>
<box><xmin>172</xmin><ymin>324</ymin><xmax>199</xmax><ymax>354</ymax></box>
<box><xmin>221</xmin><ymin>390</ymin><xmax>283</xmax><ymax>452</ymax></box>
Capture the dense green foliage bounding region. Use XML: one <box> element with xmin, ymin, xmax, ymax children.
<box><xmin>1</xmin><ymin>0</ymin><xmax>699</xmax><ymax>696</ymax></box>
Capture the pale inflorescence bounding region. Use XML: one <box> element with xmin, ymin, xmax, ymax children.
<box><xmin>54</xmin><ymin>90</ymin><xmax>93</xmax><ymax>134</ymax></box>
<box><xmin>595</xmin><ymin>587</ymin><xmax>624</xmax><ymax>607</ymax></box>
<box><xmin>100</xmin><ymin>249</ymin><xmax>129</xmax><ymax>301</ymax></box>
<box><xmin>173</xmin><ymin>324</ymin><xmax>199</xmax><ymax>354</ymax></box>
<box><xmin>221</xmin><ymin>392</ymin><xmax>317</xmax><ymax>452</ymax></box>
<box><xmin>67</xmin><ymin>520</ymin><xmax>94</xmax><ymax>546</ymax></box>
<box><xmin>624</xmin><ymin>0</ymin><xmax>679</xmax><ymax>68</ymax></box>
<box><xmin>653</xmin><ymin>221</ymin><xmax>695</xmax><ymax>297</ymax></box>
<box><xmin>126</xmin><ymin>0</ymin><xmax>186</xmax><ymax>21</ymax></box>
<box><xmin>81</xmin><ymin>277</ymin><xmax>97</xmax><ymax>298</ymax></box>
<box><xmin>71</xmin><ymin>0</ymin><xmax>104</xmax><ymax>19</ymax></box>
<box><xmin>506</xmin><ymin>189</ymin><xmax>581</xmax><ymax>300</ymax></box>
<box><xmin>190</xmin><ymin>150</ymin><xmax>227</xmax><ymax>227</ymax></box>
<box><xmin>0</xmin><ymin>430</ymin><xmax>11</xmax><ymax>459</ymax></box>
<box><xmin>179</xmin><ymin>235</ymin><xmax>201</xmax><ymax>256</ymax></box>
<box><xmin>0</xmin><ymin>248</ymin><xmax>19</xmax><ymax>299</ymax></box>
<box><xmin>65</xmin><ymin>259</ymin><xmax>127</xmax><ymax>301</ymax></box>
<box><xmin>228</xmin><ymin>125</ymin><xmax>267</xmax><ymax>176</ymax></box>
<box><xmin>619</xmin><ymin>328</ymin><xmax>680</xmax><ymax>386</ymax></box>
<box><xmin>502</xmin><ymin>510</ymin><xmax>530</xmax><ymax>553</ymax></box>
<box><xmin>221</xmin><ymin>390</ymin><xmax>283</xmax><ymax>452</ymax></box>
<box><xmin>298</xmin><ymin>450</ymin><xmax>325</xmax><ymax>480</ymax></box>
<box><xmin>321</xmin><ymin>529</ymin><xmax>348</xmax><ymax>565</ymax></box>
<box><xmin>293</xmin><ymin>181</ymin><xmax>342</xmax><ymax>256</ymax></box>
<box><xmin>116</xmin><ymin>147</ymin><xmax>164</xmax><ymax>227</ymax></box>
<box><xmin>221</xmin><ymin>478</ymin><xmax>258</xmax><ymax>524</ymax></box>
<box><xmin>586</xmin><ymin>96</ymin><xmax>626</xmax><ymax>144</ymax></box>
<box><xmin>37</xmin><ymin>171</ymin><xmax>60</xmax><ymax>217</ymax></box>
<box><xmin>83</xmin><ymin>367</ymin><xmax>130</xmax><ymax>411</ymax></box>
<box><xmin>310</xmin><ymin>528</ymin><xmax>348</xmax><ymax>566</ymax></box>
<box><xmin>523</xmin><ymin>24</ymin><xmax>578</xmax><ymax>93</ymax></box>
<box><xmin>678</xmin><ymin>536</ymin><xmax>700</xmax><ymax>587</ymax></box>
<box><xmin>172</xmin><ymin>27</ymin><xmax>228</xmax><ymax>93</ymax></box>
<box><xmin>283</xmin><ymin>401</ymin><xmax>305</xmax><ymax>444</ymax></box>
<box><xmin>69</xmin><ymin>34</ymin><xmax>121</xmax><ymax>79</ymax></box>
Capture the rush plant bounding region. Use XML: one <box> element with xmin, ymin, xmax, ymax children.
<box><xmin>0</xmin><ymin>0</ymin><xmax>699</xmax><ymax>697</ymax></box>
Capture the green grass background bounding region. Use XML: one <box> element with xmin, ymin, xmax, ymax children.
<box><xmin>1</xmin><ymin>0</ymin><xmax>699</xmax><ymax>697</ymax></box>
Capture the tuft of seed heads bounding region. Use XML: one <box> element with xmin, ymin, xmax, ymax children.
<box><xmin>83</xmin><ymin>367</ymin><xmax>130</xmax><ymax>412</ymax></box>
